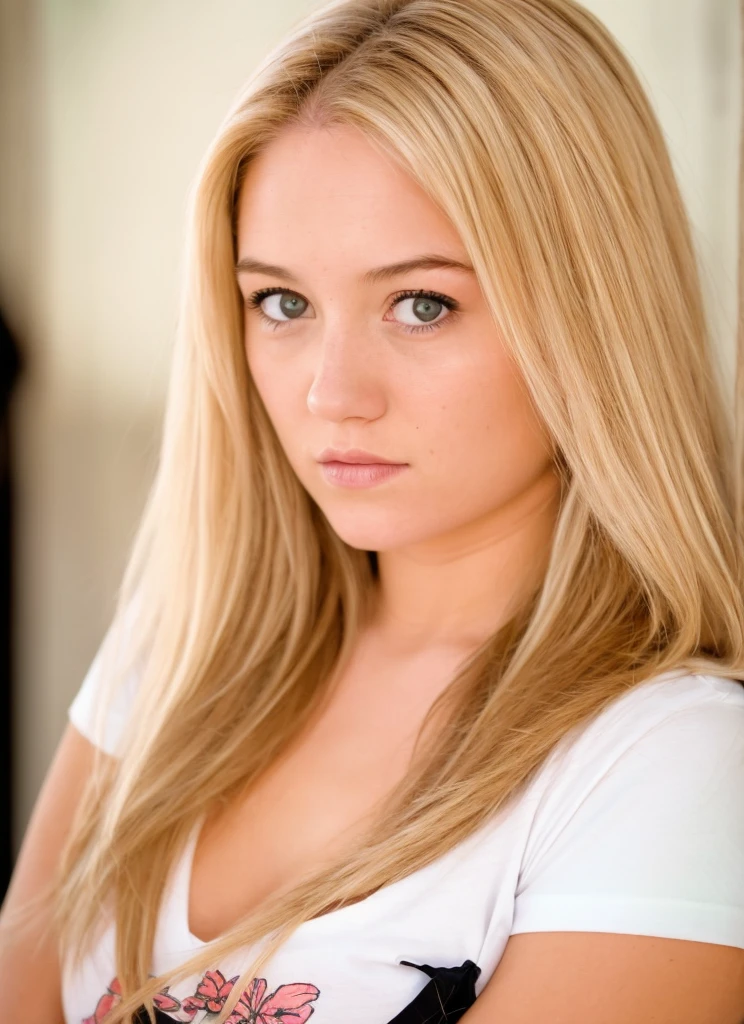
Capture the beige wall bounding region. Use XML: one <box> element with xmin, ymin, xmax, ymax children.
<box><xmin>1</xmin><ymin>0</ymin><xmax>740</xmax><ymax>846</ymax></box>
<box><xmin>4</xmin><ymin>0</ymin><xmax>320</xmax><ymax>846</ymax></box>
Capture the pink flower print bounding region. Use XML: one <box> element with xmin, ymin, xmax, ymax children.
<box><xmin>153</xmin><ymin>985</ymin><xmax>182</xmax><ymax>1012</ymax></box>
<box><xmin>258</xmin><ymin>983</ymin><xmax>320</xmax><ymax>1023</ymax></box>
<box><xmin>83</xmin><ymin>975</ymin><xmax>182</xmax><ymax>1024</ymax></box>
<box><xmin>83</xmin><ymin>976</ymin><xmax>122</xmax><ymax>1024</ymax></box>
<box><xmin>181</xmin><ymin>969</ymin><xmax>240</xmax><ymax>1017</ymax></box>
<box><xmin>225</xmin><ymin>977</ymin><xmax>320</xmax><ymax>1023</ymax></box>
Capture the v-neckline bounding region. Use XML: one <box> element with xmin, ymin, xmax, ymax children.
<box><xmin>173</xmin><ymin>812</ymin><xmax>382</xmax><ymax>948</ymax></box>
<box><xmin>171</xmin><ymin>812</ymin><xmax>407</xmax><ymax>949</ymax></box>
<box><xmin>166</xmin><ymin>806</ymin><xmax>502</xmax><ymax>952</ymax></box>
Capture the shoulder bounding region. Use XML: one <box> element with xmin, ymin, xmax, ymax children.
<box><xmin>516</xmin><ymin>669</ymin><xmax>744</xmax><ymax>871</ymax></box>
<box><xmin>516</xmin><ymin>670</ymin><xmax>744</xmax><ymax>934</ymax></box>
<box><xmin>540</xmin><ymin>669</ymin><xmax>744</xmax><ymax>789</ymax></box>
<box><xmin>67</xmin><ymin>592</ymin><xmax>148</xmax><ymax>758</ymax></box>
<box><xmin>582</xmin><ymin>667</ymin><xmax>743</xmax><ymax>732</ymax></box>
<box><xmin>475</xmin><ymin>675</ymin><xmax>744</xmax><ymax>1020</ymax></box>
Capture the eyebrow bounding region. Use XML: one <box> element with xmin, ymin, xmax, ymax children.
<box><xmin>233</xmin><ymin>253</ymin><xmax>476</xmax><ymax>285</ymax></box>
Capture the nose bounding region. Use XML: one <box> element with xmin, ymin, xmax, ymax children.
<box><xmin>306</xmin><ymin>328</ymin><xmax>387</xmax><ymax>422</ymax></box>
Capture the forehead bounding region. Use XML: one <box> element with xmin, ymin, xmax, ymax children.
<box><xmin>235</xmin><ymin>125</ymin><xmax>466</xmax><ymax>272</ymax></box>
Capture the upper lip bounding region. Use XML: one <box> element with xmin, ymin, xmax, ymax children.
<box><xmin>317</xmin><ymin>447</ymin><xmax>406</xmax><ymax>465</ymax></box>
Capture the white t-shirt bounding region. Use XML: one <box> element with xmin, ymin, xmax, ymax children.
<box><xmin>63</xmin><ymin>648</ymin><xmax>744</xmax><ymax>1024</ymax></box>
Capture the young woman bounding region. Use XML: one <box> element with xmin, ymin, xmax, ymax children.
<box><xmin>3</xmin><ymin>0</ymin><xmax>744</xmax><ymax>1021</ymax></box>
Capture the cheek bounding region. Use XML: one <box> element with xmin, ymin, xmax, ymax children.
<box><xmin>421</xmin><ymin>356</ymin><xmax>552</xmax><ymax>499</ymax></box>
<box><xmin>245</xmin><ymin>346</ymin><xmax>300</xmax><ymax>444</ymax></box>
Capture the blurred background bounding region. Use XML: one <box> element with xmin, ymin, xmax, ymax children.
<box><xmin>0</xmin><ymin>0</ymin><xmax>740</xmax><ymax>894</ymax></box>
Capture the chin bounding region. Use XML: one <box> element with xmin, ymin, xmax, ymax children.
<box><xmin>325</xmin><ymin>524</ymin><xmax>398</xmax><ymax>552</ymax></box>
<box><xmin>319</xmin><ymin>509</ymin><xmax>428</xmax><ymax>553</ymax></box>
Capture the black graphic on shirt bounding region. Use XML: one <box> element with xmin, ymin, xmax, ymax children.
<box><xmin>385</xmin><ymin>959</ymin><xmax>481</xmax><ymax>1023</ymax></box>
<box><xmin>132</xmin><ymin>1008</ymin><xmax>180</xmax><ymax>1024</ymax></box>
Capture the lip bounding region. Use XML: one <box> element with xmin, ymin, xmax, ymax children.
<box><xmin>316</xmin><ymin>447</ymin><xmax>407</xmax><ymax>465</ymax></box>
<box><xmin>319</xmin><ymin>461</ymin><xmax>409</xmax><ymax>489</ymax></box>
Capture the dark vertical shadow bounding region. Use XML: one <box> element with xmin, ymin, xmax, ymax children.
<box><xmin>0</xmin><ymin>307</ymin><xmax>23</xmax><ymax>898</ymax></box>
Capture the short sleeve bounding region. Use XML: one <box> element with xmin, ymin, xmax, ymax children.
<box><xmin>511</xmin><ymin>686</ymin><xmax>744</xmax><ymax>949</ymax></box>
<box><xmin>67</xmin><ymin>595</ymin><xmax>145</xmax><ymax>757</ymax></box>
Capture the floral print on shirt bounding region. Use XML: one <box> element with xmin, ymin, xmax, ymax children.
<box><xmin>81</xmin><ymin>969</ymin><xmax>320</xmax><ymax>1024</ymax></box>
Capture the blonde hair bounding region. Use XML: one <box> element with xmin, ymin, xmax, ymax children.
<box><xmin>46</xmin><ymin>0</ymin><xmax>744</xmax><ymax>1020</ymax></box>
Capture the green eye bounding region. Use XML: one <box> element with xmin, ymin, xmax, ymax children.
<box><xmin>274</xmin><ymin>293</ymin><xmax>307</xmax><ymax>319</ymax></box>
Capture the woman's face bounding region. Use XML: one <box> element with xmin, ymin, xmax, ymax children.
<box><xmin>235</xmin><ymin>124</ymin><xmax>557</xmax><ymax>555</ymax></box>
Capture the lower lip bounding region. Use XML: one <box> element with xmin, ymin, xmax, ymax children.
<box><xmin>319</xmin><ymin>461</ymin><xmax>409</xmax><ymax>488</ymax></box>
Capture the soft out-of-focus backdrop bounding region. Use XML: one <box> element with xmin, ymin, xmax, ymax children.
<box><xmin>0</xmin><ymin>0</ymin><xmax>739</xmax><ymax>888</ymax></box>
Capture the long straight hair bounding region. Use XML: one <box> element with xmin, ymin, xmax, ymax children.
<box><xmin>42</xmin><ymin>0</ymin><xmax>744</xmax><ymax>1020</ymax></box>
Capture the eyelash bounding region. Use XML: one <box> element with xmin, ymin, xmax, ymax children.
<box><xmin>244</xmin><ymin>287</ymin><xmax>460</xmax><ymax>335</ymax></box>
